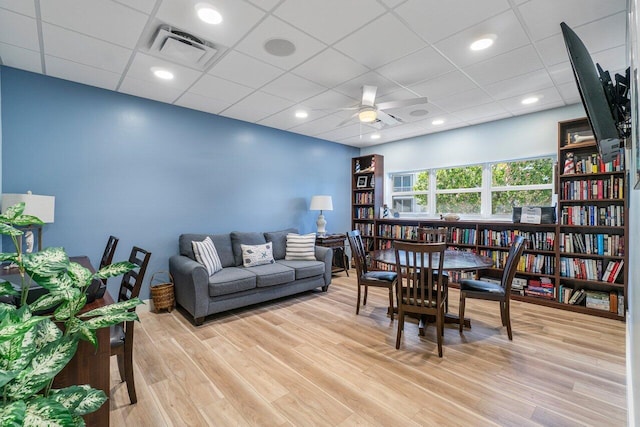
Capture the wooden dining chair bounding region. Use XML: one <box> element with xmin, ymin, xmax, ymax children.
<box><xmin>99</xmin><ymin>236</ymin><xmax>119</xmax><ymax>283</ymax></box>
<box><xmin>459</xmin><ymin>235</ymin><xmax>525</xmax><ymax>340</ymax></box>
<box><xmin>394</xmin><ymin>240</ymin><xmax>447</xmax><ymax>357</ymax></box>
<box><xmin>110</xmin><ymin>246</ymin><xmax>151</xmax><ymax>404</ymax></box>
<box><xmin>347</xmin><ymin>230</ymin><xmax>398</xmax><ymax>319</ymax></box>
<box><xmin>416</xmin><ymin>227</ymin><xmax>450</xmax><ymax>311</ymax></box>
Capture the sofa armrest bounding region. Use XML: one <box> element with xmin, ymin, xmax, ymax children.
<box><xmin>315</xmin><ymin>246</ymin><xmax>333</xmax><ymax>286</ymax></box>
<box><xmin>169</xmin><ymin>255</ymin><xmax>209</xmax><ymax>321</ymax></box>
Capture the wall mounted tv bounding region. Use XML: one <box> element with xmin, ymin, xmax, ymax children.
<box><xmin>560</xmin><ymin>22</ymin><xmax>625</xmax><ymax>163</ymax></box>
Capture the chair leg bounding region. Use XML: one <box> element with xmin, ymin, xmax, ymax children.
<box><xmin>124</xmin><ymin>338</ymin><xmax>137</xmax><ymax>404</ymax></box>
<box><xmin>395</xmin><ymin>309</ymin><xmax>404</xmax><ymax>349</ymax></box>
<box><xmin>459</xmin><ymin>292</ymin><xmax>466</xmax><ymax>333</ymax></box>
<box><xmin>436</xmin><ymin>308</ymin><xmax>443</xmax><ymax>357</ymax></box>
<box><xmin>356</xmin><ymin>283</ymin><xmax>361</xmax><ymax>314</ymax></box>
<box><xmin>388</xmin><ymin>286</ymin><xmax>394</xmax><ymax>320</ymax></box>
<box><xmin>505</xmin><ymin>299</ymin><xmax>513</xmax><ymax>341</ymax></box>
<box><xmin>363</xmin><ymin>284</ymin><xmax>368</xmax><ymax>306</ymax></box>
<box><xmin>500</xmin><ymin>301</ymin><xmax>507</xmax><ymax>326</ymax></box>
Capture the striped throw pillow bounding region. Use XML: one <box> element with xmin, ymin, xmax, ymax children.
<box><xmin>285</xmin><ymin>233</ymin><xmax>317</xmax><ymax>261</ymax></box>
<box><xmin>192</xmin><ymin>237</ymin><xmax>223</xmax><ymax>276</ymax></box>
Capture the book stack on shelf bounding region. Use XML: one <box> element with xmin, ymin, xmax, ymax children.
<box><xmin>511</xmin><ymin>277</ymin><xmax>527</xmax><ymax>296</ymax></box>
<box><xmin>585</xmin><ymin>291</ymin><xmax>610</xmax><ymax>311</ymax></box>
<box><xmin>525</xmin><ymin>277</ymin><xmax>555</xmax><ymax>299</ymax></box>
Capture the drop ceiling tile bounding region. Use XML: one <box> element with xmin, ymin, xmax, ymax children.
<box><xmin>435</xmin><ymin>88</ymin><xmax>494</xmax><ymax>112</ymax></box>
<box><xmin>299</xmin><ymin>90</ymin><xmax>359</xmax><ymax>111</ymax></box>
<box><xmin>261</xmin><ymin>73</ymin><xmax>326</xmax><ymax>103</ymax></box>
<box><xmin>557</xmin><ymin>81</ymin><xmax>581</xmax><ymax>104</ymax></box>
<box><xmin>45</xmin><ymin>55</ymin><xmax>121</xmax><ymax>90</ymax></box>
<box><xmin>112</xmin><ymin>0</ymin><xmax>156</xmax><ymax>14</ymax></box>
<box><xmin>289</xmin><ymin>113</ymin><xmax>351</xmax><ymax>135</ymax></box>
<box><xmin>0</xmin><ymin>0</ymin><xmax>35</xmax><ymax>16</ymax></box>
<box><xmin>519</xmin><ymin>0</ymin><xmax>626</xmax><ymax>41</ymax></box>
<box><xmin>547</xmin><ymin>61</ymin><xmax>574</xmax><ymax>85</ymax></box>
<box><xmin>119</xmin><ymin>75</ymin><xmax>185</xmax><ymax>103</ymax></box>
<box><xmin>42</xmin><ymin>24</ymin><xmax>132</xmax><ymax>74</ymax></box>
<box><xmin>416</xmin><ymin>113</ymin><xmax>464</xmax><ymax>130</ymax></box>
<box><xmin>0</xmin><ymin>43</ymin><xmax>41</xmax><ymax>72</ymax></box>
<box><xmin>245</xmin><ymin>0</ymin><xmax>281</xmax><ymax>11</ymax></box>
<box><xmin>274</xmin><ymin>0</ymin><xmax>385</xmax><ymax>45</ymax></box>
<box><xmin>592</xmin><ymin>45</ymin><xmax>627</xmax><ymax>75</ymax></box>
<box><xmin>434</xmin><ymin>10</ymin><xmax>531</xmax><ymax>68</ymax></box>
<box><xmin>463</xmin><ymin>45</ymin><xmax>544</xmax><ymax>86</ymax></box>
<box><xmin>188</xmin><ymin>74</ymin><xmax>254</xmax><ymax>104</ymax></box>
<box><xmin>333</xmin><ymin>13</ymin><xmax>424</xmax><ymax>69</ymax></box>
<box><xmin>257</xmin><ymin>105</ymin><xmax>330</xmax><ymax>130</ymax></box>
<box><xmin>379</xmin><ymin>0</ymin><xmax>406</xmax><ymax>8</ymax></box>
<box><xmin>156</xmin><ymin>0</ymin><xmax>265</xmax><ymax>48</ymax></box>
<box><xmin>40</xmin><ymin>0</ymin><xmax>147</xmax><ymax>48</ymax></box>
<box><xmin>333</xmin><ymin>71</ymin><xmax>397</xmax><ymax>100</ymax></box>
<box><xmin>221</xmin><ymin>91</ymin><xmax>293</xmax><ymax>122</ymax></box>
<box><xmin>396</xmin><ymin>0</ymin><xmax>510</xmax><ymax>43</ymax></box>
<box><xmin>174</xmin><ymin>91</ymin><xmax>232</xmax><ymax>115</ymax></box>
<box><xmin>409</xmin><ymin>70</ymin><xmax>479</xmax><ymax>101</ymax></box>
<box><xmin>208</xmin><ymin>51</ymin><xmax>284</xmax><ymax>89</ymax></box>
<box><xmin>234</xmin><ymin>16</ymin><xmax>326</xmax><ymax>70</ymax></box>
<box><xmin>375</xmin><ymin>46</ymin><xmax>454</xmax><ymax>87</ymax></box>
<box><xmin>0</xmin><ymin>9</ymin><xmax>38</xmax><ymax>50</ymax></box>
<box><xmin>485</xmin><ymin>69</ymin><xmax>554</xmax><ymax>100</ymax></box>
<box><xmin>292</xmin><ymin>48</ymin><xmax>368</xmax><ymax>88</ymax></box>
<box><xmin>465</xmin><ymin>111</ymin><xmax>512</xmax><ymax>125</ymax></box>
<box><xmin>500</xmin><ymin>86</ymin><xmax>564</xmax><ymax>113</ymax></box>
<box><xmin>452</xmin><ymin>102</ymin><xmax>509</xmax><ymax>121</ymax></box>
<box><xmin>125</xmin><ymin>52</ymin><xmax>202</xmax><ymax>90</ymax></box>
<box><xmin>316</xmin><ymin>122</ymin><xmax>367</xmax><ymax>141</ymax></box>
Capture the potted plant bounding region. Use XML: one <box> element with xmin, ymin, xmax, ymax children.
<box><xmin>0</xmin><ymin>202</ymin><xmax>142</xmax><ymax>425</ymax></box>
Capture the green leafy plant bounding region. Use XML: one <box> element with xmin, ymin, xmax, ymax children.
<box><xmin>0</xmin><ymin>202</ymin><xmax>142</xmax><ymax>426</ymax></box>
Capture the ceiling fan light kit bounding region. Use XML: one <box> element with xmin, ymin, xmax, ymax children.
<box><xmin>358</xmin><ymin>108</ymin><xmax>377</xmax><ymax>123</ymax></box>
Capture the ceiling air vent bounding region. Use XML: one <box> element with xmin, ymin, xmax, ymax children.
<box><xmin>149</xmin><ymin>25</ymin><xmax>218</xmax><ymax>69</ymax></box>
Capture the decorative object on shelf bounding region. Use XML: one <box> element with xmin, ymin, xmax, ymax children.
<box><xmin>512</xmin><ymin>206</ymin><xmax>556</xmax><ymax>224</ymax></box>
<box><xmin>356</xmin><ymin>176</ymin><xmax>368</xmax><ymax>188</ymax></box>
<box><xmin>563</xmin><ymin>151</ymin><xmax>576</xmax><ymax>174</ymax></box>
<box><xmin>380</xmin><ymin>204</ymin><xmax>390</xmax><ymax>218</ymax></box>
<box><xmin>1</xmin><ymin>191</ymin><xmax>55</xmax><ymax>253</ymax></box>
<box><xmin>440</xmin><ymin>213</ymin><xmax>460</xmax><ymax>222</ymax></box>
<box><xmin>355</xmin><ymin>159</ymin><xmax>360</xmax><ymax>173</ymax></box>
<box><xmin>310</xmin><ymin>195</ymin><xmax>333</xmax><ymax>236</ymax></box>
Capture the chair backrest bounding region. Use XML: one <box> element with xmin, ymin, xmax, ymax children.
<box><xmin>393</xmin><ymin>241</ymin><xmax>446</xmax><ymax>311</ymax></box>
<box><xmin>417</xmin><ymin>227</ymin><xmax>447</xmax><ymax>243</ymax></box>
<box><xmin>99</xmin><ymin>235</ymin><xmax>119</xmax><ymax>270</ymax></box>
<box><xmin>347</xmin><ymin>230</ymin><xmax>369</xmax><ymax>277</ymax></box>
<box><xmin>117</xmin><ymin>246</ymin><xmax>151</xmax><ymax>303</ymax></box>
<box><xmin>501</xmin><ymin>235</ymin><xmax>526</xmax><ymax>293</ymax></box>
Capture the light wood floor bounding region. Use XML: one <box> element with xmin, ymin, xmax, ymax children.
<box><xmin>109</xmin><ymin>272</ymin><xmax>627</xmax><ymax>426</ymax></box>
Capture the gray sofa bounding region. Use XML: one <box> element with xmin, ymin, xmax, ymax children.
<box><xmin>169</xmin><ymin>228</ymin><xmax>332</xmax><ymax>325</ymax></box>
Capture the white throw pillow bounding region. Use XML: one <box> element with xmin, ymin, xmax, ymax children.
<box><xmin>285</xmin><ymin>233</ymin><xmax>316</xmax><ymax>261</ymax></box>
<box><xmin>192</xmin><ymin>237</ymin><xmax>223</xmax><ymax>276</ymax></box>
<box><xmin>241</xmin><ymin>243</ymin><xmax>275</xmax><ymax>267</ymax></box>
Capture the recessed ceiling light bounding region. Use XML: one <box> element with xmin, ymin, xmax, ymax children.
<box><xmin>264</xmin><ymin>38</ymin><xmax>296</xmax><ymax>57</ymax></box>
<box><xmin>196</xmin><ymin>3</ymin><xmax>222</xmax><ymax>24</ymax></box>
<box><xmin>295</xmin><ymin>110</ymin><xmax>308</xmax><ymax>119</ymax></box>
<box><xmin>432</xmin><ymin>119</ymin><xmax>445</xmax><ymax>125</ymax></box>
<box><xmin>409</xmin><ymin>109</ymin><xmax>429</xmax><ymax>117</ymax></box>
<box><xmin>470</xmin><ymin>34</ymin><xmax>497</xmax><ymax>51</ymax></box>
<box><xmin>521</xmin><ymin>96</ymin><xmax>539</xmax><ymax>105</ymax></box>
<box><xmin>151</xmin><ymin>67</ymin><xmax>174</xmax><ymax>80</ymax></box>
<box><xmin>371</xmin><ymin>133</ymin><xmax>381</xmax><ymax>140</ymax></box>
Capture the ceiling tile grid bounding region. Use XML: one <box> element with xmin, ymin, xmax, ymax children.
<box><xmin>0</xmin><ymin>0</ymin><xmax>628</xmax><ymax>148</ymax></box>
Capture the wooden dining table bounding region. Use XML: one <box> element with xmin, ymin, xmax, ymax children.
<box><xmin>370</xmin><ymin>248</ymin><xmax>494</xmax><ymax>329</ymax></box>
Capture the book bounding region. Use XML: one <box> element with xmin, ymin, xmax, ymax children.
<box><xmin>608</xmin><ymin>260</ymin><xmax>624</xmax><ymax>283</ymax></box>
<box><xmin>568</xmin><ymin>289</ymin><xmax>584</xmax><ymax>304</ymax></box>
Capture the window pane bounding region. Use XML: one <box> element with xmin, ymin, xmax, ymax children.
<box><xmin>436</xmin><ymin>166</ymin><xmax>482</xmax><ymax>189</ymax></box>
<box><xmin>436</xmin><ymin>193</ymin><xmax>481</xmax><ymax>214</ymax></box>
<box><xmin>393</xmin><ymin>174</ymin><xmax>413</xmax><ymax>192</ymax></box>
<box><xmin>492</xmin><ymin>158</ymin><xmax>553</xmax><ymax>186</ymax></box>
<box><xmin>491</xmin><ymin>190</ymin><xmax>553</xmax><ymax>214</ymax></box>
<box><xmin>392</xmin><ymin>197</ymin><xmax>414</xmax><ymax>212</ymax></box>
<box><xmin>413</xmin><ymin>171</ymin><xmax>429</xmax><ymax>191</ymax></box>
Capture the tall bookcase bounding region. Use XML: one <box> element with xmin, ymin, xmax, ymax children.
<box><xmin>556</xmin><ymin>117</ymin><xmax>627</xmax><ymax>319</ymax></box>
<box><xmin>352</xmin><ymin>154</ymin><xmax>383</xmax><ymax>252</ymax></box>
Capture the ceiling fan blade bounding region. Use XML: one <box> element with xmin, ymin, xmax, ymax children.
<box><xmin>337</xmin><ymin>112</ymin><xmax>359</xmax><ymax>127</ymax></box>
<box><xmin>361</xmin><ymin>85</ymin><xmax>377</xmax><ymax>107</ymax></box>
<box><xmin>377</xmin><ymin>110</ymin><xmax>400</xmax><ymax>126</ymax></box>
<box><xmin>376</xmin><ymin>97</ymin><xmax>428</xmax><ymax>110</ymax></box>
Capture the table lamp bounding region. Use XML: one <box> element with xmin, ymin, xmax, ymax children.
<box><xmin>310</xmin><ymin>195</ymin><xmax>333</xmax><ymax>236</ymax></box>
<box><xmin>1</xmin><ymin>191</ymin><xmax>55</xmax><ymax>253</ymax></box>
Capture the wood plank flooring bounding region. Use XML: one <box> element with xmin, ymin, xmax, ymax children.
<box><xmin>109</xmin><ymin>272</ymin><xmax>627</xmax><ymax>426</ymax></box>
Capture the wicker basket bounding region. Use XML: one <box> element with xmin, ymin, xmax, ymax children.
<box><xmin>150</xmin><ymin>271</ymin><xmax>175</xmax><ymax>313</ymax></box>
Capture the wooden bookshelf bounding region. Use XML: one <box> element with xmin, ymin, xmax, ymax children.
<box><xmin>351</xmin><ymin>154</ymin><xmax>383</xmax><ymax>253</ymax></box>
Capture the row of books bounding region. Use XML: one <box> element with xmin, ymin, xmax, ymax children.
<box><xmin>478</xmin><ymin>229</ymin><xmax>555</xmax><ymax>251</ymax></box>
<box><xmin>565</xmin><ymin>148</ymin><xmax>625</xmax><ymax>175</ymax></box>
<box><xmin>377</xmin><ymin>224</ymin><xmax>417</xmax><ymax>240</ymax></box>
<box><xmin>559</xmin><ymin>232</ymin><xmax>624</xmax><ymax>256</ymax></box>
<box><xmin>558</xmin><ymin>287</ymin><xmax>624</xmax><ymax>315</ymax></box>
<box><xmin>354</xmin><ymin>207</ymin><xmax>375</xmax><ymax>219</ymax></box>
<box><xmin>559</xmin><ymin>176</ymin><xmax>624</xmax><ymax>201</ymax></box>
<box><xmin>558</xmin><ymin>257</ymin><xmax>624</xmax><ymax>282</ymax></box>
<box><xmin>448</xmin><ymin>227</ymin><xmax>476</xmax><ymax>245</ymax></box>
<box><xmin>478</xmin><ymin>250</ymin><xmax>555</xmax><ymax>275</ymax></box>
<box><xmin>353</xmin><ymin>192</ymin><xmax>374</xmax><ymax>204</ymax></box>
<box><xmin>355</xmin><ymin>222</ymin><xmax>374</xmax><ymax>237</ymax></box>
<box><xmin>560</xmin><ymin>204</ymin><xmax>624</xmax><ymax>227</ymax></box>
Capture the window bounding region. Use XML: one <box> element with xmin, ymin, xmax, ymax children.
<box><xmin>389</xmin><ymin>157</ymin><xmax>554</xmax><ymax>218</ymax></box>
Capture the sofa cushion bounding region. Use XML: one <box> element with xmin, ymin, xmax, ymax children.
<box><xmin>231</xmin><ymin>231</ymin><xmax>267</xmax><ymax>266</ymax></box>
<box><xmin>277</xmin><ymin>260</ymin><xmax>325</xmax><ymax>280</ymax></box>
<box><xmin>243</xmin><ymin>263</ymin><xmax>295</xmax><ymax>288</ymax></box>
<box><xmin>241</xmin><ymin>243</ymin><xmax>275</xmax><ymax>267</ymax></box>
<box><xmin>180</xmin><ymin>233</ymin><xmax>235</xmax><ymax>267</ymax></box>
<box><xmin>264</xmin><ymin>228</ymin><xmax>298</xmax><ymax>260</ymax></box>
<box><xmin>285</xmin><ymin>233</ymin><xmax>317</xmax><ymax>261</ymax></box>
<box><xmin>192</xmin><ymin>237</ymin><xmax>223</xmax><ymax>276</ymax></box>
<box><xmin>208</xmin><ymin>267</ymin><xmax>257</xmax><ymax>297</ymax></box>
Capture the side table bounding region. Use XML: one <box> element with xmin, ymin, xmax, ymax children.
<box><xmin>316</xmin><ymin>234</ymin><xmax>350</xmax><ymax>276</ymax></box>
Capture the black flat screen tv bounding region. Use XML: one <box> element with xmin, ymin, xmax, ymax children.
<box><xmin>560</xmin><ymin>22</ymin><xmax>621</xmax><ymax>163</ymax></box>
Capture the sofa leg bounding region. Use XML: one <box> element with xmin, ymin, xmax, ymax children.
<box><xmin>194</xmin><ymin>316</ymin><xmax>205</xmax><ymax>326</ymax></box>
<box><xmin>322</xmin><ymin>285</ymin><xmax>329</xmax><ymax>292</ymax></box>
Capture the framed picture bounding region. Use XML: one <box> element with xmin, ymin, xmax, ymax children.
<box><xmin>356</xmin><ymin>176</ymin><xmax>368</xmax><ymax>188</ymax></box>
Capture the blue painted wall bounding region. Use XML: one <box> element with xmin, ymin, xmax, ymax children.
<box><xmin>0</xmin><ymin>67</ymin><xmax>357</xmax><ymax>298</ymax></box>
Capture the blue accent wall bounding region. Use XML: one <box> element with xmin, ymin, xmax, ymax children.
<box><xmin>0</xmin><ymin>67</ymin><xmax>357</xmax><ymax>298</ymax></box>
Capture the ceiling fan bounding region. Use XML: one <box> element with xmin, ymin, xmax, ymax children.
<box><xmin>337</xmin><ymin>85</ymin><xmax>428</xmax><ymax>128</ymax></box>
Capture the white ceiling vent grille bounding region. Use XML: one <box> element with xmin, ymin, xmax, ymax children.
<box><xmin>150</xmin><ymin>25</ymin><xmax>218</xmax><ymax>69</ymax></box>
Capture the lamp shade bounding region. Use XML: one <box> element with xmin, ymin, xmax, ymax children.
<box><xmin>1</xmin><ymin>192</ymin><xmax>55</xmax><ymax>223</ymax></box>
<box><xmin>310</xmin><ymin>195</ymin><xmax>333</xmax><ymax>211</ymax></box>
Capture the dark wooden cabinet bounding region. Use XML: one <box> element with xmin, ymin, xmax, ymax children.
<box><xmin>316</xmin><ymin>234</ymin><xmax>349</xmax><ymax>276</ymax></box>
